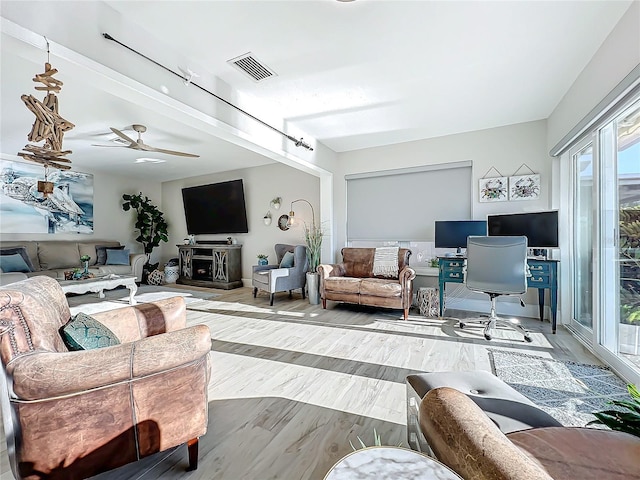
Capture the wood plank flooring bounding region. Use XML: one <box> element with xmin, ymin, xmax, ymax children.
<box><xmin>0</xmin><ymin>287</ymin><xmax>599</xmax><ymax>480</ymax></box>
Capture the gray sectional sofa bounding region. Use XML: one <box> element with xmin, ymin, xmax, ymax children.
<box><xmin>0</xmin><ymin>240</ymin><xmax>146</xmax><ymax>283</ymax></box>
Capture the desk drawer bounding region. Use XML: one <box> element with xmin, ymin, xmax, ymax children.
<box><xmin>528</xmin><ymin>274</ymin><xmax>550</xmax><ymax>288</ymax></box>
<box><xmin>443</xmin><ymin>270</ymin><xmax>464</xmax><ymax>282</ymax></box>
<box><xmin>528</xmin><ymin>261</ymin><xmax>551</xmax><ymax>274</ymax></box>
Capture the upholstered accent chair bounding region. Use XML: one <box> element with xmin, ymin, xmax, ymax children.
<box><xmin>252</xmin><ymin>244</ymin><xmax>309</xmax><ymax>306</ymax></box>
<box><xmin>0</xmin><ymin>276</ymin><xmax>211</xmax><ymax>480</ymax></box>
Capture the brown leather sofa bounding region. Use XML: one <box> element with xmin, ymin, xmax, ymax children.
<box><xmin>318</xmin><ymin>247</ymin><xmax>416</xmax><ymax>320</ymax></box>
<box><xmin>420</xmin><ymin>386</ymin><xmax>640</xmax><ymax>480</ymax></box>
<box><xmin>0</xmin><ymin>276</ymin><xmax>211</xmax><ymax>480</ymax></box>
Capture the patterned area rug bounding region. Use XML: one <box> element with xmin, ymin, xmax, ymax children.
<box><xmin>489</xmin><ymin>349</ymin><xmax>630</xmax><ymax>427</ymax></box>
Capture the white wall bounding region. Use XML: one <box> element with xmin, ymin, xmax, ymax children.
<box><xmin>547</xmin><ymin>1</ymin><xmax>640</xmax><ymax>151</ymax></box>
<box><xmin>161</xmin><ymin>162</ymin><xmax>320</xmax><ymax>282</ymax></box>
<box><xmin>334</xmin><ymin>120</ymin><xmax>552</xmax><ymax>260</ymax></box>
<box><xmin>0</xmin><ymin>157</ymin><xmax>162</xmax><ymax>259</ymax></box>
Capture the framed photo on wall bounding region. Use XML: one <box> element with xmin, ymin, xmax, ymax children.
<box><xmin>479</xmin><ymin>176</ymin><xmax>508</xmax><ymax>202</ymax></box>
<box><xmin>509</xmin><ymin>174</ymin><xmax>540</xmax><ymax>201</ymax></box>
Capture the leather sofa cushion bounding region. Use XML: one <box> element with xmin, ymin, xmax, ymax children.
<box><xmin>324</xmin><ymin>277</ymin><xmax>361</xmax><ymax>294</ymax></box>
<box><xmin>508</xmin><ymin>427</ymin><xmax>640</xmax><ymax>480</ymax></box>
<box><xmin>38</xmin><ymin>242</ymin><xmax>80</xmax><ymax>270</ymax></box>
<box><xmin>360</xmin><ymin>278</ymin><xmax>402</xmax><ymax>297</ymax></box>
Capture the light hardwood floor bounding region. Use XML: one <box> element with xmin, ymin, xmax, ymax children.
<box><xmin>0</xmin><ymin>286</ymin><xmax>599</xmax><ymax>480</ymax></box>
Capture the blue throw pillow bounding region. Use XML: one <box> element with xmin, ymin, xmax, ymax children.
<box><xmin>0</xmin><ymin>247</ymin><xmax>35</xmax><ymax>272</ymax></box>
<box><xmin>96</xmin><ymin>245</ymin><xmax>124</xmax><ymax>265</ymax></box>
<box><xmin>280</xmin><ymin>251</ymin><xmax>295</xmax><ymax>268</ymax></box>
<box><xmin>60</xmin><ymin>312</ymin><xmax>120</xmax><ymax>351</ymax></box>
<box><xmin>106</xmin><ymin>248</ymin><xmax>130</xmax><ymax>265</ymax></box>
<box><xmin>0</xmin><ymin>253</ymin><xmax>31</xmax><ymax>273</ymax></box>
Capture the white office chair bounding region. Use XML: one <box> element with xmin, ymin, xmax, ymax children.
<box><xmin>461</xmin><ymin>235</ymin><xmax>532</xmax><ymax>342</ymax></box>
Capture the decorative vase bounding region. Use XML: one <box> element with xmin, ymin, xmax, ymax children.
<box><xmin>258</xmin><ymin>258</ymin><xmax>268</xmax><ymax>266</ymax></box>
<box><xmin>306</xmin><ymin>272</ymin><xmax>320</xmax><ymax>305</ymax></box>
<box><xmin>82</xmin><ymin>261</ymin><xmax>89</xmax><ymax>275</ymax></box>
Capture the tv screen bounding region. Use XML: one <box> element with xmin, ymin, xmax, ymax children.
<box><xmin>434</xmin><ymin>220</ymin><xmax>488</xmax><ymax>252</ymax></box>
<box><xmin>487</xmin><ymin>211</ymin><xmax>559</xmax><ymax>248</ymax></box>
<box><xmin>182</xmin><ymin>180</ymin><xmax>249</xmax><ymax>234</ymax></box>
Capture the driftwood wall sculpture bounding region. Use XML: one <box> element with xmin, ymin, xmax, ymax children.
<box><xmin>18</xmin><ymin>62</ymin><xmax>75</xmax><ymax>172</ymax></box>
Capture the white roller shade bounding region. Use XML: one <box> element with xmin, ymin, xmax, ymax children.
<box><xmin>346</xmin><ymin>161</ymin><xmax>473</xmax><ymax>241</ymax></box>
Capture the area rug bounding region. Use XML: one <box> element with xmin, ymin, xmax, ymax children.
<box><xmin>67</xmin><ymin>284</ymin><xmax>219</xmax><ymax>315</ymax></box>
<box><xmin>488</xmin><ymin>349</ymin><xmax>630</xmax><ymax>427</ymax></box>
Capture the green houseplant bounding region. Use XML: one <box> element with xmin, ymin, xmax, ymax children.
<box><xmin>122</xmin><ymin>193</ymin><xmax>168</xmax><ymax>279</ymax></box>
<box><xmin>588</xmin><ymin>383</ymin><xmax>640</xmax><ymax>438</ymax></box>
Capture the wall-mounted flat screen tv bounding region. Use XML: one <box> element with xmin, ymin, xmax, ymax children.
<box><xmin>487</xmin><ymin>211</ymin><xmax>559</xmax><ymax>248</ymax></box>
<box><xmin>182</xmin><ymin>179</ymin><xmax>249</xmax><ymax>234</ymax></box>
<box><xmin>434</xmin><ymin>220</ymin><xmax>487</xmax><ymax>253</ymax></box>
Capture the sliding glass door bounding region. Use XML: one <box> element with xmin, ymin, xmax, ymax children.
<box><xmin>610</xmin><ymin>101</ymin><xmax>640</xmax><ymax>371</ymax></box>
<box><xmin>571</xmin><ymin>99</ymin><xmax>640</xmax><ymax>382</ymax></box>
<box><xmin>572</xmin><ymin>141</ymin><xmax>594</xmax><ymax>337</ymax></box>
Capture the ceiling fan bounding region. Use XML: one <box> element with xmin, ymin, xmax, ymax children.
<box><xmin>92</xmin><ymin>124</ymin><xmax>199</xmax><ymax>158</ymax></box>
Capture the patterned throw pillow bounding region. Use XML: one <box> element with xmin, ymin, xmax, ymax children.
<box><xmin>60</xmin><ymin>312</ymin><xmax>121</xmax><ymax>351</ymax></box>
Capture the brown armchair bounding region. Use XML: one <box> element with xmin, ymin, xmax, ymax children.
<box><xmin>0</xmin><ymin>276</ymin><xmax>211</xmax><ymax>480</ymax></box>
<box><xmin>318</xmin><ymin>247</ymin><xmax>415</xmax><ymax>320</ymax></box>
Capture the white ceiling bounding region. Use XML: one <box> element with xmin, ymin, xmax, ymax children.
<box><xmin>0</xmin><ymin>0</ymin><xmax>634</xmax><ymax>181</ymax></box>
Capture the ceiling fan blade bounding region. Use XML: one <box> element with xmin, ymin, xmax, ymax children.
<box><xmin>110</xmin><ymin>127</ymin><xmax>136</xmax><ymax>145</ymax></box>
<box><xmin>146</xmin><ymin>146</ymin><xmax>200</xmax><ymax>158</ymax></box>
<box><xmin>91</xmin><ymin>144</ymin><xmax>130</xmax><ymax>147</ymax></box>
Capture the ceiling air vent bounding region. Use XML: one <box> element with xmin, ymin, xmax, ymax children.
<box><xmin>227</xmin><ymin>53</ymin><xmax>277</xmax><ymax>82</ymax></box>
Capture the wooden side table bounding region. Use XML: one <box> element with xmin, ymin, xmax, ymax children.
<box><xmin>323</xmin><ymin>446</ymin><xmax>462</xmax><ymax>479</ymax></box>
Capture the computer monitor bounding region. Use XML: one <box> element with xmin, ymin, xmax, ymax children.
<box><xmin>434</xmin><ymin>220</ymin><xmax>488</xmax><ymax>254</ymax></box>
<box><xmin>487</xmin><ymin>211</ymin><xmax>559</xmax><ymax>248</ymax></box>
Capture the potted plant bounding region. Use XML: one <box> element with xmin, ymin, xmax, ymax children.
<box><xmin>589</xmin><ymin>383</ymin><xmax>640</xmax><ymax>437</ymax></box>
<box><xmin>257</xmin><ymin>254</ymin><xmax>269</xmax><ymax>266</ymax></box>
<box><xmin>122</xmin><ymin>193</ymin><xmax>169</xmax><ymax>282</ymax></box>
<box><xmin>304</xmin><ymin>220</ymin><xmax>323</xmax><ymax>304</ymax></box>
<box><xmin>270</xmin><ymin>197</ymin><xmax>282</xmax><ymax>210</ymax></box>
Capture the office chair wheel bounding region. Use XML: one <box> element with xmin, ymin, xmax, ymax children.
<box><xmin>484</xmin><ymin>333</ymin><xmax>492</xmax><ymax>341</ymax></box>
<box><xmin>524</xmin><ymin>335</ymin><xmax>532</xmax><ymax>343</ymax></box>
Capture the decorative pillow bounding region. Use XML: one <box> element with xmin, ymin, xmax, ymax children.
<box><xmin>60</xmin><ymin>312</ymin><xmax>120</xmax><ymax>351</ymax></box>
<box><xmin>96</xmin><ymin>244</ymin><xmax>124</xmax><ymax>265</ymax></box>
<box><xmin>280</xmin><ymin>251</ymin><xmax>295</xmax><ymax>268</ymax></box>
<box><xmin>37</xmin><ymin>242</ymin><xmax>81</xmax><ymax>270</ymax></box>
<box><xmin>106</xmin><ymin>248</ymin><xmax>130</xmax><ymax>265</ymax></box>
<box><xmin>0</xmin><ymin>253</ymin><xmax>32</xmax><ymax>273</ymax></box>
<box><xmin>0</xmin><ymin>247</ymin><xmax>35</xmax><ymax>272</ymax></box>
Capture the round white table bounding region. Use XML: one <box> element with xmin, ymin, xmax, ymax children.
<box><xmin>324</xmin><ymin>447</ymin><xmax>462</xmax><ymax>480</ymax></box>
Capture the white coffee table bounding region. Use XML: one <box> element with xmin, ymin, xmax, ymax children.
<box><xmin>324</xmin><ymin>446</ymin><xmax>462</xmax><ymax>480</ymax></box>
<box><xmin>58</xmin><ymin>274</ymin><xmax>138</xmax><ymax>305</ymax></box>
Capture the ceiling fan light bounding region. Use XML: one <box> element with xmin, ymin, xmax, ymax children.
<box><xmin>135</xmin><ymin>157</ymin><xmax>166</xmax><ymax>164</ymax></box>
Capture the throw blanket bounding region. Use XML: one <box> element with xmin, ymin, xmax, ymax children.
<box><xmin>372</xmin><ymin>247</ymin><xmax>399</xmax><ymax>277</ymax></box>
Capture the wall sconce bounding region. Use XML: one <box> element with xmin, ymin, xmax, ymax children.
<box><xmin>270</xmin><ymin>197</ymin><xmax>282</xmax><ymax>210</ymax></box>
<box><xmin>263</xmin><ymin>211</ymin><xmax>272</xmax><ymax>226</ymax></box>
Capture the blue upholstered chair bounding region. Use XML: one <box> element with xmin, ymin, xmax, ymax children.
<box><xmin>461</xmin><ymin>235</ymin><xmax>531</xmax><ymax>342</ymax></box>
<box><xmin>252</xmin><ymin>244</ymin><xmax>309</xmax><ymax>306</ymax></box>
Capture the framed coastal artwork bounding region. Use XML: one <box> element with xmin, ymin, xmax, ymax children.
<box><xmin>0</xmin><ymin>158</ymin><xmax>94</xmax><ymax>234</ymax></box>
<box><xmin>509</xmin><ymin>174</ymin><xmax>541</xmax><ymax>201</ymax></box>
<box><xmin>479</xmin><ymin>176</ymin><xmax>508</xmax><ymax>202</ymax></box>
